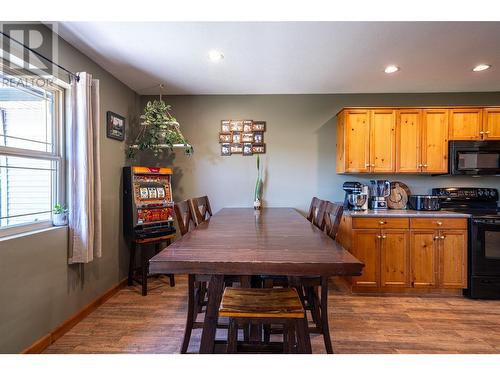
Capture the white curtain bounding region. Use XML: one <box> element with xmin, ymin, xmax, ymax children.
<box><xmin>68</xmin><ymin>72</ymin><xmax>102</xmax><ymax>264</ymax></box>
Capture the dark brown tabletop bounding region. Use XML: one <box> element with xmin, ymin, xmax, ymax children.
<box><xmin>149</xmin><ymin>207</ymin><xmax>363</xmax><ymax>277</ymax></box>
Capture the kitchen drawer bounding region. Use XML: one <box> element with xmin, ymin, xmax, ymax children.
<box><xmin>352</xmin><ymin>217</ymin><xmax>410</xmax><ymax>229</ymax></box>
<box><xmin>410</xmin><ymin>218</ymin><xmax>467</xmax><ymax>229</ymax></box>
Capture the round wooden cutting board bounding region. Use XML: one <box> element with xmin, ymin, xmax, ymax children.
<box><xmin>388</xmin><ymin>181</ymin><xmax>411</xmax><ymax>209</ymax></box>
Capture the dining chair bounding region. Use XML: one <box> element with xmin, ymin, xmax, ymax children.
<box><xmin>298</xmin><ymin>201</ymin><xmax>344</xmax><ymax>353</ymax></box>
<box><xmin>173</xmin><ymin>199</ymin><xmax>197</xmax><ymax>236</ymax></box>
<box><xmin>307</xmin><ymin>197</ymin><xmax>326</xmax><ymax>229</ymax></box>
<box><xmin>191</xmin><ymin>196</ymin><xmax>213</xmax><ymax>225</ymax></box>
<box><xmin>320</xmin><ymin>202</ymin><xmax>344</xmax><ymax>240</ymax></box>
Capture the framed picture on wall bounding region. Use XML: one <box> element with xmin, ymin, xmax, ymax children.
<box><xmin>252</xmin><ymin>144</ymin><xmax>266</xmax><ymax>154</ymax></box>
<box><xmin>243</xmin><ymin>143</ymin><xmax>253</xmax><ymax>156</ymax></box>
<box><xmin>252</xmin><ymin>121</ymin><xmax>266</xmax><ymax>132</ymax></box>
<box><xmin>231</xmin><ymin>143</ymin><xmax>243</xmax><ymax>153</ymax></box>
<box><xmin>221</xmin><ymin>120</ymin><xmax>231</xmax><ymax>132</ymax></box>
<box><xmin>253</xmin><ymin>131</ymin><xmax>264</xmax><ymax>144</ymax></box>
<box><xmin>219</xmin><ymin>133</ymin><xmax>232</xmax><ymax>143</ymax></box>
<box><xmin>106</xmin><ymin>111</ymin><xmax>125</xmax><ymax>141</ymax></box>
<box><xmin>232</xmin><ymin>132</ymin><xmax>242</xmax><ymax>143</ymax></box>
<box><xmin>230</xmin><ymin>120</ymin><xmax>244</xmax><ymax>132</ymax></box>
<box><xmin>242</xmin><ymin>132</ymin><xmax>254</xmax><ymax>143</ymax></box>
<box><xmin>221</xmin><ymin>143</ymin><xmax>231</xmax><ymax>156</ymax></box>
<box><xmin>243</xmin><ymin>120</ymin><xmax>253</xmax><ymax>132</ymax></box>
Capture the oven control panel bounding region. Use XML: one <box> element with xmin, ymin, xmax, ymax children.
<box><xmin>432</xmin><ymin>187</ymin><xmax>499</xmax><ymax>202</ymax></box>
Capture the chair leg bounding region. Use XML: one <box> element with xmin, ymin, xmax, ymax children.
<box><xmin>140</xmin><ymin>244</ymin><xmax>148</xmax><ymax>296</ymax></box>
<box><xmin>128</xmin><ymin>242</ymin><xmax>136</xmax><ymax>286</ymax></box>
<box><xmin>295</xmin><ymin>317</ymin><xmax>312</xmax><ymax>354</ymax></box>
<box><xmin>321</xmin><ymin>276</ymin><xmax>333</xmax><ymax>354</ymax></box>
<box><xmin>309</xmin><ymin>286</ymin><xmax>323</xmax><ymax>330</ymax></box>
<box><xmin>181</xmin><ymin>274</ymin><xmax>196</xmax><ymax>354</ymax></box>
<box><xmin>227</xmin><ymin>319</ymin><xmax>238</xmax><ymax>353</ymax></box>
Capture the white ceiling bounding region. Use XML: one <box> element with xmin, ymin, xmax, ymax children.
<box><xmin>57</xmin><ymin>22</ymin><xmax>500</xmax><ymax>95</ymax></box>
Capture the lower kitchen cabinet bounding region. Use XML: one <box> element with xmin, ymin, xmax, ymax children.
<box><xmin>438</xmin><ymin>230</ymin><xmax>467</xmax><ymax>288</ymax></box>
<box><xmin>343</xmin><ymin>216</ymin><xmax>468</xmax><ymax>294</ymax></box>
<box><xmin>380</xmin><ymin>230</ymin><xmax>410</xmax><ymax>288</ymax></box>
<box><xmin>410</xmin><ymin>230</ymin><xmax>438</xmax><ymax>288</ymax></box>
<box><xmin>351</xmin><ymin>229</ymin><xmax>380</xmax><ymax>287</ymax></box>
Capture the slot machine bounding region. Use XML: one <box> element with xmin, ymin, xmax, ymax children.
<box><xmin>123</xmin><ymin>166</ymin><xmax>176</xmax><ymax>240</ymax></box>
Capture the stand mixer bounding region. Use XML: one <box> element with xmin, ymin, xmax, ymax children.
<box><xmin>343</xmin><ymin>182</ymin><xmax>369</xmax><ymax>211</ymax></box>
<box><xmin>369</xmin><ymin>180</ymin><xmax>391</xmax><ymax>209</ymax></box>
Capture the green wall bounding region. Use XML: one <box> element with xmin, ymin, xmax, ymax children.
<box><xmin>139</xmin><ymin>93</ymin><xmax>500</xmax><ymax>215</ymax></box>
<box><xmin>0</xmin><ymin>32</ymin><xmax>140</xmax><ymax>353</ymax></box>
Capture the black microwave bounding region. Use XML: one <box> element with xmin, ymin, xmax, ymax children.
<box><xmin>449</xmin><ymin>141</ymin><xmax>500</xmax><ymax>175</ymax></box>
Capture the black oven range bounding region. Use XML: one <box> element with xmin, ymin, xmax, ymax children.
<box><xmin>432</xmin><ymin>187</ymin><xmax>500</xmax><ymax>299</ymax></box>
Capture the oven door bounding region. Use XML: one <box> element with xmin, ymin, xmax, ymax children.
<box><xmin>471</xmin><ymin>218</ymin><xmax>500</xmax><ymax>275</ymax></box>
<box><xmin>450</xmin><ymin>141</ymin><xmax>500</xmax><ymax>175</ymax></box>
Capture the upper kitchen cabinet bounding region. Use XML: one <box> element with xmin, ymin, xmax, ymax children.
<box><xmin>449</xmin><ymin>108</ymin><xmax>483</xmax><ymax>140</ymax></box>
<box><xmin>370</xmin><ymin>109</ymin><xmax>396</xmax><ymax>173</ymax></box>
<box><xmin>336</xmin><ymin>109</ymin><xmax>371</xmax><ymax>173</ymax></box>
<box><xmin>483</xmin><ymin>107</ymin><xmax>500</xmax><ymax>140</ymax></box>
<box><xmin>396</xmin><ymin>109</ymin><xmax>422</xmax><ymax>173</ymax></box>
<box><xmin>421</xmin><ymin>109</ymin><xmax>449</xmax><ymax>174</ymax></box>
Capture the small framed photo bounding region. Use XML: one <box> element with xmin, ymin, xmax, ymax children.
<box><xmin>242</xmin><ymin>132</ymin><xmax>254</xmax><ymax>143</ymax></box>
<box><xmin>219</xmin><ymin>133</ymin><xmax>232</xmax><ymax>143</ymax></box>
<box><xmin>106</xmin><ymin>111</ymin><xmax>125</xmax><ymax>141</ymax></box>
<box><xmin>232</xmin><ymin>132</ymin><xmax>241</xmax><ymax>143</ymax></box>
<box><xmin>243</xmin><ymin>143</ymin><xmax>253</xmax><ymax>156</ymax></box>
<box><xmin>221</xmin><ymin>120</ymin><xmax>230</xmax><ymax>132</ymax></box>
<box><xmin>252</xmin><ymin>121</ymin><xmax>266</xmax><ymax>132</ymax></box>
<box><xmin>252</xmin><ymin>144</ymin><xmax>266</xmax><ymax>154</ymax></box>
<box><xmin>243</xmin><ymin>120</ymin><xmax>253</xmax><ymax>132</ymax></box>
<box><xmin>231</xmin><ymin>143</ymin><xmax>243</xmax><ymax>154</ymax></box>
<box><xmin>221</xmin><ymin>143</ymin><xmax>231</xmax><ymax>156</ymax></box>
<box><xmin>253</xmin><ymin>132</ymin><xmax>264</xmax><ymax>144</ymax></box>
<box><xmin>230</xmin><ymin>120</ymin><xmax>244</xmax><ymax>132</ymax></box>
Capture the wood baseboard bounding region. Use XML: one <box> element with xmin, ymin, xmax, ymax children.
<box><xmin>22</xmin><ymin>278</ymin><xmax>128</xmax><ymax>354</ymax></box>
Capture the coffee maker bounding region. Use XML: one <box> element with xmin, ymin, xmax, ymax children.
<box><xmin>343</xmin><ymin>181</ymin><xmax>369</xmax><ymax>211</ymax></box>
<box><xmin>369</xmin><ymin>180</ymin><xmax>391</xmax><ymax>209</ymax></box>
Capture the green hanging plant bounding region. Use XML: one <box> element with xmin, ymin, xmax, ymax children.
<box><xmin>127</xmin><ymin>99</ymin><xmax>193</xmax><ymax>158</ymax></box>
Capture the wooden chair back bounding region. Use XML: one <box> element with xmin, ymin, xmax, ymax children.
<box><xmin>174</xmin><ymin>199</ymin><xmax>197</xmax><ymax>236</ymax></box>
<box><xmin>307</xmin><ymin>197</ymin><xmax>326</xmax><ymax>229</ymax></box>
<box><xmin>320</xmin><ymin>202</ymin><xmax>344</xmax><ymax>240</ymax></box>
<box><xmin>191</xmin><ymin>196</ymin><xmax>213</xmax><ymax>225</ymax></box>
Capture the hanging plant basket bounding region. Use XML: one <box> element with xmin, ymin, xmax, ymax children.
<box><xmin>128</xmin><ymin>99</ymin><xmax>193</xmax><ymax>158</ymax></box>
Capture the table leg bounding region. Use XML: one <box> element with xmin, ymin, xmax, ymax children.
<box><xmin>321</xmin><ymin>276</ymin><xmax>333</xmax><ymax>354</ymax></box>
<box><xmin>140</xmin><ymin>244</ymin><xmax>148</xmax><ymax>296</ymax></box>
<box><xmin>199</xmin><ymin>274</ymin><xmax>225</xmax><ymax>354</ymax></box>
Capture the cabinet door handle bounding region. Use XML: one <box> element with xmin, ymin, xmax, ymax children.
<box><xmin>379</xmin><ymin>221</ymin><xmax>386</xmax><ymax>225</ymax></box>
<box><xmin>436</xmin><ymin>221</ymin><xmax>443</xmax><ymax>226</ymax></box>
<box><xmin>434</xmin><ymin>236</ymin><xmax>440</xmax><ymax>240</ymax></box>
<box><xmin>377</xmin><ymin>235</ymin><xmax>382</xmax><ymax>239</ymax></box>
<box><xmin>418</xmin><ymin>164</ymin><xmax>423</xmax><ymax>167</ymax></box>
<box><xmin>365</xmin><ymin>163</ymin><xmax>370</xmax><ymax>167</ymax></box>
<box><xmin>371</xmin><ymin>164</ymin><xmax>375</xmax><ymax>167</ymax></box>
<box><xmin>423</xmin><ymin>164</ymin><xmax>428</xmax><ymax>167</ymax></box>
<box><xmin>440</xmin><ymin>236</ymin><xmax>446</xmax><ymax>240</ymax></box>
<box><xmin>381</xmin><ymin>235</ymin><xmax>387</xmax><ymax>239</ymax></box>
<box><xmin>485</xmin><ymin>131</ymin><xmax>490</xmax><ymax>134</ymax></box>
<box><xmin>480</xmin><ymin>131</ymin><xmax>485</xmax><ymax>134</ymax></box>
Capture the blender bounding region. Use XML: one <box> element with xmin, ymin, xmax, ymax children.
<box><xmin>370</xmin><ymin>180</ymin><xmax>391</xmax><ymax>209</ymax></box>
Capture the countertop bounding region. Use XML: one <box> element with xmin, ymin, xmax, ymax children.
<box><xmin>344</xmin><ymin>209</ymin><xmax>470</xmax><ymax>218</ymax></box>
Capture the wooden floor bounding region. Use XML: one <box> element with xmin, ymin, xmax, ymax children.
<box><xmin>44</xmin><ymin>275</ymin><xmax>500</xmax><ymax>354</ymax></box>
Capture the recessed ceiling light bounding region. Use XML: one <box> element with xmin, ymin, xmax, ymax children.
<box><xmin>384</xmin><ymin>65</ymin><xmax>400</xmax><ymax>74</ymax></box>
<box><xmin>208</xmin><ymin>50</ymin><xmax>224</xmax><ymax>62</ymax></box>
<box><xmin>472</xmin><ymin>64</ymin><xmax>491</xmax><ymax>72</ymax></box>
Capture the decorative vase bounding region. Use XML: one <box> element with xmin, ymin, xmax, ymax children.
<box><xmin>253</xmin><ymin>199</ymin><xmax>262</xmax><ymax>210</ymax></box>
<box><xmin>52</xmin><ymin>213</ymin><xmax>68</xmax><ymax>226</ymax></box>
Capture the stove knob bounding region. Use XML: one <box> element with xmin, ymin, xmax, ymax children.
<box><xmin>478</xmin><ymin>190</ymin><xmax>484</xmax><ymax>196</ymax></box>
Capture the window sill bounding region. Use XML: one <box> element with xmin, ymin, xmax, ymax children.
<box><xmin>0</xmin><ymin>225</ymin><xmax>67</xmax><ymax>242</ymax></box>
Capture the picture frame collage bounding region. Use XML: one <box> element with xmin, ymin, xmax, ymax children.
<box><xmin>220</xmin><ymin>120</ymin><xmax>266</xmax><ymax>156</ymax></box>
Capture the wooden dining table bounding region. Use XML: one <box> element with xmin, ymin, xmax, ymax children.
<box><xmin>149</xmin><ymin>207</ymin><xmax>363</xmax><ymax>353</ymax></box>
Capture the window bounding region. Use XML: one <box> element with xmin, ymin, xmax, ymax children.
<box><xmin>0</xmin><ymin>62</ymin><xmax>65</xmax><ymax>237</ymax></box>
